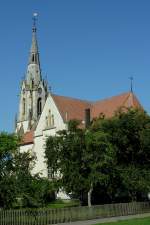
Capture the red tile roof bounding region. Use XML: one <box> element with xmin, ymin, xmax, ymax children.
<box><xmin>92</xmin><ymin>92</ymin><xmax>142</xmax><ymax>118</ymax></box>
<box><xmin>21</xmin><ymin>92</ymin><xmax>142</xmax><ymax>145</ymax></box>
<box><xmin>21</xmin><ymin>130</ymin><xmax>34</xmax><ymax>146</ymax></box>
<box><xmin>52</xmin><ymin>94</ymin><xmax>92</xmax><ymax>122</ymax></box>
<box><xmin>52</xmin><ymin>92</ymin><xmax>142</xmax><ymax>122</ymax></box>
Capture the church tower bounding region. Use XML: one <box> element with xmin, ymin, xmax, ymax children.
<box><xmin>16</xmin><ymin>17</ymin><xmax>48</xmax><ymax>134</ymax></box>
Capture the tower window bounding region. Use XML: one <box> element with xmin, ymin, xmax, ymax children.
<box><xmin>32</xmin><ymin>54</ymin><xmax>35</xmax><ymax>62</ymax></box>
<box><xmin>31</xmin><ymin>54</ymin><xmax>37</xmax><ymax>63</ymax></box>
<box><xmin>35</xmin><ymin>55</ymin><xmax>37</xmax><ymax>63</ymax></box>
<box><xmin>32</xmin><ymin>79</ymin><xmax>34</xmax><ymax>88</ymax></box>
<box><xmin>23</xmin><ymin>98</ymin><xmax>26</xmax><ymax>115</ymax></box>
<box><xmin>37</xmin><ymin>98</ymin><xmax>42</xmax><ymax>117</ymax></box>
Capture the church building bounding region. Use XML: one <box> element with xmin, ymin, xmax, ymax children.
<box><xmin>16</xmin><ymin>20</ymin><xmax>142</xmax><ymax>195</ymax></box>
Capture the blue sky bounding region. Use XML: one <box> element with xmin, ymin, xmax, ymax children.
<box><xmin>1</xmin><ymin>0</ymin><xmax>150</xmax><ymax>132</ymax></box>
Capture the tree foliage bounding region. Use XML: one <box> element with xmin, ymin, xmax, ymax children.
<box><xmin>45</xmin><ymin>109</ymin><xmax>150</xmax><ymax>205</ymax></box>
<box><xmin>45</xmin><ymin>120</ymin><xmax>116</xmax><ymax>205</ymax></box>
<box><xmin>0</xmin><ymin>132</ymin><xmax>55</xmax><ymax>208</ymax></box>
<box><xmin>91</xmin><ymin>108</ymin><xmax>150</xmax><ymax>202</ymax></box>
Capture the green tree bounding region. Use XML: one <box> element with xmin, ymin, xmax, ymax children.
<box><xmin>91</xmin><ymin>108</ymin><xmax>150</xmax><ymax>201</ymax></box>
<box><xmin>84</xmin><ymin>130</ymin><xmax>116</xmax><ymax>206</ymax></box>
<box><xmin>45</xmin><ymin>120</ymin><xmax>116</xmax><ymax>206</ymax></box>
<box><xmin>46</xmin><ymin>109</ymin><xmax>150</xmax><ymax>205</ymax></box>
<box><xmin>45</xmin><ymin>120</ymin><xmax>87</xmax><ymax>203</ymax></box>
<box><xmin>0</xmin><ymin>132</ymin><xmax>55</xmax><ymax>208</ymax></box>
<box><xmin>0</xmin><ymin>132</ymin><xmax>19</xmax><ymax>208</ymax></box>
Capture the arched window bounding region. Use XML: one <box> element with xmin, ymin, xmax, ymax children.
<box><xmin>32</xmin><ymin>54</ymin><xmax>34</xmax><ymax>62</ymax></box>
<box><xmin>48</xmin><ymin>110</ymin><xmax>51</xmax><ymax>127</ymax></box>
<box><xmin>32</xmin><ymin>54</ymin><xmax>37</xmax><ymax>63</ymax></box>
<box><xmin>37</xmin><ymin>98</ymin><xmax>42</xmax><ymax>117</ymax></box>
<box><xmin>45</xmin><ymin>116</ymin><xmax>48</xmax><ymax>128</ymax></box>
<box><xmin>32</xmin><ymin>79</ymin><xmax>34</xmax><ymax>89</ymax></box>
<box><xmin>35</xmin><ymin>55</ymin><xmax>37</xmax><ymax>63</ymax></box>
<box><xmin>23</xmin><ymin>98</ymin><xmax>26</xmax><ymax>115</ymax></box>
<box><xmin>51</xmin><ymin>115</ymin><xmax>54</xmax><ymax>126</ymax></box>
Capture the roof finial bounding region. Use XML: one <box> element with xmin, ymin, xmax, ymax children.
<box><xmin>129</xmin><ymin>76</ymin><xmax>134</xmax><ymax>93</ymax></box>
<box><xmin>32</xmin><ymin>12</ymin><xmax>38</xmax><ymax>31</ymax></box>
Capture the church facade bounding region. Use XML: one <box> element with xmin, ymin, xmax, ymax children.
<box><xmin>16</xmin><ymin>22</ymin><xmax>142</xmax><ymax>198</ymax></box>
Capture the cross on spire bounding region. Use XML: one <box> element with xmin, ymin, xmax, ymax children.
<box><xmin>129</xmin><ymin>76</ymin><xmax>134</xmax><ymax>93</ymax></box>
<box><xmin>32</xmin><ymin>12</ymin><xmax>38</xmax><ymax>31</ymax></box>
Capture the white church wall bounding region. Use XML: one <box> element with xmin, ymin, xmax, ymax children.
<box><xmin>20</xmin><ymin>143</ymin><xmax>34</xmax><ymax>154</ymax></box>
<box><xmin>32</xmin><ymin>128</ymin><xmax>58</xmax><ymax>177</ymax></box>
<box><xmin>32</xmin><ymin>135</ymin><xmax>48</xmax><ymax>176</ymax></box>
<box><xmin>32</xmin><ymin>94</ymin><xmax>66</xmax><ymax>177</ymax></box>
<box><xmin>17</xmin><ymin>120</ymin><xmax>29</xmax><ymax>133</ymax></box>
<box><xmin>35</xmin><ymin>94</ymin><xmax>66</xmax><ymax>137</ymax></box>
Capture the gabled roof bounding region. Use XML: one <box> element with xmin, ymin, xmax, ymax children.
<box><xmin>92</xmin><ymin>92</ymin><xmax>142</xmax><ymax>118</ymax></box>
<box><xmin>52</xmin><ymin>92</ymin><xmax>142</xmax><ymax>122</ymax></box>
<box><xmin>52</xmin><ymin>94</ymin><xmax>92</xmax><ymax>122</ymax></box>
<box><xmin>21</xmin><ymin>92</ymin><xmax>142</xmax><ymax>145</ymax></box>
<box><xmin>21</xmin><ymin>130</ymin><xmax>34</xmax><ymax>146</ymax></box>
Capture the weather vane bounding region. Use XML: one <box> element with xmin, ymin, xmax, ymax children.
<box><xmin>129</xmin><ymin>76</ymin><xmax>134</xmax><ymax>93</ymax></box>
<box><xmin>32</xmin><ymin>12</ymin><xmax>38</xmax><ymax>28</ymax></box>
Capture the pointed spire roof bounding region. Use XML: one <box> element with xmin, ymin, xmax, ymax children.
<box><xmin>29</xmin><ymin>20</ymin><xmax>40</xmax><ymax>65</ymax></box>
<box><xmin>26</xmin><ymin>14</ymin><xmax>42</xmax><ymax>85</ymax></box>
<box><xmin>30</xmin><ymin>26</ymin><xmax>38</xmax><ymax>53</ymax></box>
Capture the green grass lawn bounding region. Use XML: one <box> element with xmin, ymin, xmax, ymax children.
<box><xmin>93</xmin><ymin>217</ymin><xmax>150</xmax><ymax>225</ymax></box>
<box><xmin>46</xmin><ymin>199</ymin><xmax>80</xmax><ymax>208</ymax></box>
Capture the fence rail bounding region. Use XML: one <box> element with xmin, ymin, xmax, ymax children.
<box><xmin>0</xmin><ymin>201</ymin><xmax>150</xmax><ymax>225</ymax></box>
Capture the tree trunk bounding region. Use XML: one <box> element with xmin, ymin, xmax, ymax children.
<box><xmin>88</xmin><ymin>185</ymin><xmax>93</xmax><ymax>207</ymax></box>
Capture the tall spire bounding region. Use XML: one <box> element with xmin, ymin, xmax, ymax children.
<box><xmin>29</xmin><ymin>13</ymin><xmax>40</xmax><ymax>65</ymax></box>
<box><xmin>27</xmin><ymin>13</ymin><xmax>41</xmax><ymax>84</ymax></box>
<box><xmin>17</xmin><ymin>13</ymin><xmax>49</xmax><ymax>133</ymax></box>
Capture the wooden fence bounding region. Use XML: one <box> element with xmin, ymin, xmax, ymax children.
<box><xmin>0</xmin><ymin>202</ymin><xmax>150</xmax><ymax>225</ymax></box>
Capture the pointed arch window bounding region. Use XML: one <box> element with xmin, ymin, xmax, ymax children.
<box><xmin>35</xmin><ymin>54</ymin><xmax>37</xmax><ymax>63</ymax></box>
<box><xmin>31</xmin><ymin>54</ymin><xmax>38</xmax><ymax>63</ymax></box>
<box><xmin>23</xmin><ymin>98</ymin><xmax>26</xmax><ymax>115</ymax></box>
<box><xmin>32</xmin><ymin>54</ymin><xmax>35</xmax><ymax>62</ymax></box>
<box><xmin>32</xmin><ymin>79</ymin><xmax>34</xmax><ymax>89</ymax></box>
<box><xmin>51</xmin><ymin>115</ymin><xmax>54</xmax><ymax>126</ymax></box>
<box><xmin>48</xmin><ymin>110</ymin><xmax>51</xmax><ymax>127</ymax></box>
<box><xmin>37</xmin><ymin>97</ymin><xmax>42</xmax><ymax>117</ymax></box>
<box><xmin>45</xmin><ymin>116</ymin><xmax>48</xmax><ymax>128</ymax></box>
